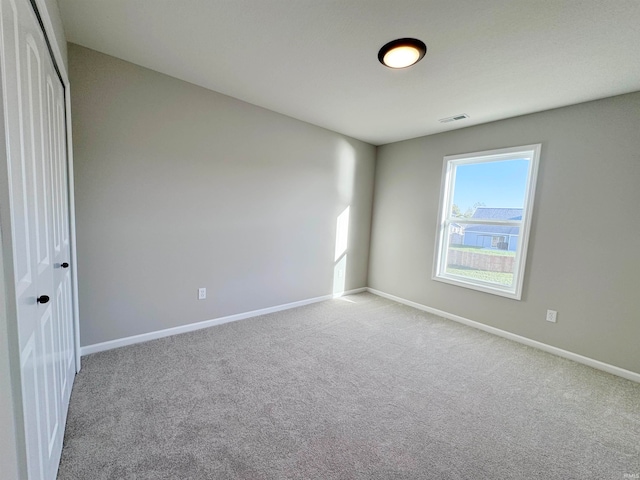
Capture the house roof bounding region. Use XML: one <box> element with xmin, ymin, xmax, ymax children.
<box><xmin>471</xmin><ymin>207</ymin><xmax>523</xmax><ymax>221</ymax></box>
<box><xmin>464</xmin><ymin>207</ymin><xmax>522</xmax><ymax>235</ymax></box>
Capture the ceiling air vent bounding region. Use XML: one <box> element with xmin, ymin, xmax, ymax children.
<box><xmin>439</xmin><ymin>113</ymin><xmax>469</xmax><ymax>123</ymax></box>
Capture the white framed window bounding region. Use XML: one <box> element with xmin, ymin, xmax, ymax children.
<box><xmin>433</xmin><ymin>144</ymin><xmax>541</xmax><ymax>300</ymax></box>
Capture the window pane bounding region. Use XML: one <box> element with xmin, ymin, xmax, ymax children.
<box><xmin>435</xmin><ymin>144</ymin><xmax>540</xmax><ymax>299</ymax></box>
<box><xmin>450</xmin><ymin>159</ymin><xmax>529</xmax><ymax>218</ymax></box>
<box><xmin>445</xmin><ymin>226</ymin><xmax>520</xmax><ymax>286</ymax></box>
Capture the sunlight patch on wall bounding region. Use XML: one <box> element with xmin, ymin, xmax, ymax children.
<box><xmin>333</xmin><ymin>206</ymin><xmax>350</xmax><ymax>297</ymax></box>
<box><xmin>336</xmin><ymin>140</ymin><xmax>356</xmax><ymax>204</ymax></box>
<box><xmin>334</xmin><ymin>206</ymin><xmax>350</xmax><ymax>261</ymax></box>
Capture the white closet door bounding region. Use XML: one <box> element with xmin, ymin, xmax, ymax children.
<box><xmin>0</xmin><ymin>0</ymin><xmax>75</xmax><ymax>478</ymax></box>
<box><xmin>48</xmin><ymin>65</ymin><xmax>74</xmax><ymax>427</ymax></box>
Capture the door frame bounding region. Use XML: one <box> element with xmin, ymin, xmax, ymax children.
<box><xmin>0</xmin><ymin>0</ymin><xmax>79</xmax><ymax>477</ymax></box>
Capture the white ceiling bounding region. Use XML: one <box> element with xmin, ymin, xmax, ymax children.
<box><xmin>58</xmin><ymin>0</ymin><xmax>640</xmax><ymax>146</ymax></box>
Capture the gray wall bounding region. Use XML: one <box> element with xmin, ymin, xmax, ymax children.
<box><xmin>69</xmin><ymin>44</ymin><xmax>376</xmax><ymax>347</ymax></box>
<box><xmin>369</xmin><ymin>92</ymin><xmax>640</xmax><ymax>374</ymax></box>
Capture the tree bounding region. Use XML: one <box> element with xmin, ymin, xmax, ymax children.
<box><xmin>453</xmin><ymin>202</ymin><xmax>486</xmax><ymax>218</ymax></box>
<box><xmin>464</xmin><ymin>201</ymin><xmax>486</xmax><ymax>218</ymax></box>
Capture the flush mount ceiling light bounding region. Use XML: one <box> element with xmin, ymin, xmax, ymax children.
<box><xmin>378</xmin><ymin>38</ymin><xmax>427</xmax><ymax>69</ymax></box>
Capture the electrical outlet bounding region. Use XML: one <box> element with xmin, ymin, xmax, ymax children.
<box><xmin>198</xmin><ymin>288</ymin><xmax>206</xmax><ymax>300</ymax></box>
<box><xmin>546</xmin><ymin>309</ymin><xmax>557</xmax><ymax>323</ymax></box>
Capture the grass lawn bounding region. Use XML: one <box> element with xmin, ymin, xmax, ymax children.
<box><xmin>446</xmin><ymin>266</ymin><xmax>513</xmax><ymax>286</ymax></box>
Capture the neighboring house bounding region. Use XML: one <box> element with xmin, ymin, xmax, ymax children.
<box><xmin>449</xmin><ymin>222</ymin><xmax>464</xmax><ymax>245</ymax></box>
<box><xmin>462</xmin><ymin>207</ymin><xmax>523</xmax><ymax>251</ymax></box>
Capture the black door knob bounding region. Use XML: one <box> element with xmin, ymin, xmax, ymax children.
<box><xmin>61</xmin><ymin>262</ymin><xmax>69</xmax><ymax>268</ymax></box>
<box><xmin>37</xmin><ymin>295</ymin><xmax>50</xmax><ymax>304</ymax></box>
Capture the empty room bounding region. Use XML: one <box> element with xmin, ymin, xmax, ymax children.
<box><xmin>1</xmin><ymin>1</ymin><xmax>639</xmax><ymax>479</ymax></box>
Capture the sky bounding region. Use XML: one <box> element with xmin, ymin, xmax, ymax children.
<box><xmin>452</xmin><ymin>159</ymin><xmax>529</xmax><ymax>211</ymax></box>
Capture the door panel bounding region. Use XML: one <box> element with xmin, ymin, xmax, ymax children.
<box><xmin>62</xmin><ymin>272</ymin><xmax>74</xmax><ymax>394</ymax></box>
<box><xmin>39</xmin><ymin>304</ymin><xmax>59</xmax><ymax>456</ymax></box>
<box><xmin>1</xmin><ymin>0</ymin><xmax>32</xmax><ymax>298</ymax></box>
<box><xmin>19</xmin><ymin>335</ymin><xmax>44</xmax><ymax>480</ymax></box>
<box><xmin>26</xmin><ymin>36</ymin><xmax>51</xmax><ymax>277</ymax></box>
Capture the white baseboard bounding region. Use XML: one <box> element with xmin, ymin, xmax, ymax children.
<box><xmin>81</xmin><ymin>286</ymin><xmax>640</xmax><ymax>384</ymax></box>
<box><xmin>81</xmin><ymin>287</ymin><xmax>367</xmax><ymax>356</ymax></box>
<box><xmin>367</xmin><ymin>288</ymin><xmax>640</xmax><ymax>384</ymax></box>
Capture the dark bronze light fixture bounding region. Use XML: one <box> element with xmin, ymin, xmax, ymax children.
<box><xmin>378</xmin><ymin>38</ymin><xmax>427</xmax><ymax>69</ymax></box>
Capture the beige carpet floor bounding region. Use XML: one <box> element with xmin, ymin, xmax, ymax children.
<box><xmin>57</xmin><ymin>292</ymin><xmax>640</xmax><ymax>479</ymax></box>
